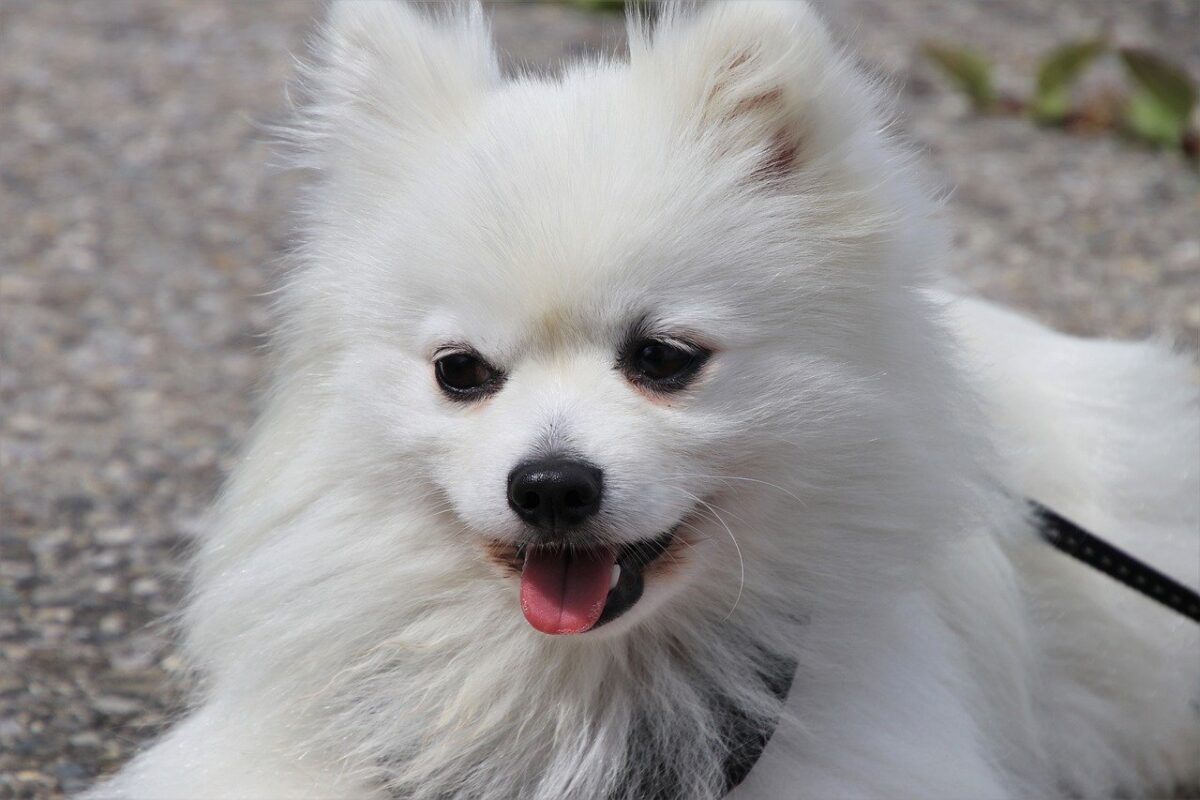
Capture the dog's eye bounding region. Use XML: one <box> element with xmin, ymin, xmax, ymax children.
<box><xmin>625</xmin><ymin>339</ymin><xmax>709</xmax><ymax>391</ymax></box>
<box><xmin>435</xmin><ymin>352</ymin><xmax>503</xmax><ymax>399</ymax></box>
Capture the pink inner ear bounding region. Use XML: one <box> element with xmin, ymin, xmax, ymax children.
<box><xmin>704</xmin><ymin>58</ymin><xmax>803</xmax><ymax>182</ymax></box>
<box><xmin>760</xmin><ymin>128</ymin><xmax>800</xmax><ymax>180</ymax></box>
<box><xmin>729</xmin><ymin>88</ymin><xmax>801</xmax><ymax>180</ymax></box>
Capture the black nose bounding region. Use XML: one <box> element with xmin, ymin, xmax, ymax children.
<box><xmin>507</xmin><ymin>458</ymin><xmax>603</xmax><ymax>531</ymax></box>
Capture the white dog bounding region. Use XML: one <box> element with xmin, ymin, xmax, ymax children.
<box><xmin>89</xmin><ymin>2</ymin><xmax>1199</xmax><ymax>798</ymax></box>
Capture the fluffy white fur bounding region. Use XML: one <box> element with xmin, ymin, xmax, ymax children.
<box><xmin>88</xmin><ymin>2</ymin><xmax>1199</xmax><ymax>798</ymax></box>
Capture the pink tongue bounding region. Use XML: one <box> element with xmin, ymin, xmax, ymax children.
<box><xmin>520</xmin><ymin>548</ymin><xmax>616</xmax><ymax>635</ymax></box>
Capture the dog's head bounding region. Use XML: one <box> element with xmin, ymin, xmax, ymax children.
<box><xmin>277</xmin><ymin>1</ymin><xmax>945</xmax><ymax>639</ymax></box>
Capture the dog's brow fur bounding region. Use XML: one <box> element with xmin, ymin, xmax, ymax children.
<box><xmin>532</xmin><ymin>306</ymin><xmax>584</xmax><ymax>352</ymax></box>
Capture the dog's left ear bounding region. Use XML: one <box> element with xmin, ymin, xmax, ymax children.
<box><xmin>292</xmin><ymin>1</ymin><xmax>498</xmax><ymax>175</ymax></box>
<box><xmin>631</xmin><ymin>1</ymin><xmax>871</xmax><ymax>183</ymax></box>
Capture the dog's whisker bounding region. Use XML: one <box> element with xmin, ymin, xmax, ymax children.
<box><xmin>662</xmin><ymin>486</ymin><xmax>746</xmax><ymax>621</ymax></box>
<box><xmin>660</xmin><ymin>473</ymin><xmax>808</xmax><ymax>508</ymax></box>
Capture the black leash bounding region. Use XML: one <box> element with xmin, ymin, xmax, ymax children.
<box><xmin>1029</xmin><ymin>500</ymin><xmax>1200</xmax><ymax>625</ymax></box>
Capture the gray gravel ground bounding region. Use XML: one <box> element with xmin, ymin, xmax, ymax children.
<box><xmin>1</xmin><ymin>1</ymin><xmax>1197</xmax><ymax>797</ymax></box>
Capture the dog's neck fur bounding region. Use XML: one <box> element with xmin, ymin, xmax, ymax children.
<box><xmin>373</xmin><ymin>623</ymin><xmax>797</xmax><ymax>800</ymax></box>
<box><xmin>346</xmin><ymin>561</ymin><xmax>804</xmax><ymax>800</ymax></box>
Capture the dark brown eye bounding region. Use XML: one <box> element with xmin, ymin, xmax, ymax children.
<box><xmin>435</xmin><ymin>352</ymin><xmax>503</xmax><ymax>399</ymax></box>
<box><xmin>625</xmin><ymin>339</ymin><xmax>709</xmax><ymax>391</ymax></box>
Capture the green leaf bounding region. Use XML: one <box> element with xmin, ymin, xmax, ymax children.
<box><xmin>1119</xmin><ymin>48</ymin><xmax>1197</xmax><ymax>146</ymax></box>
<box><xmin>1032</xmin><ymin>38</ymin><xmax>1105</xmax><ymax>123</ymax></box>
<box><xmin>923</xmin><ymin>41</ymin><xmax>996</xmax><ymax>111</ymax></box>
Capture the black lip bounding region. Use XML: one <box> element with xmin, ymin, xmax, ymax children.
<box><xmin>593</xmin><ymin>529</ymin><xmax>675</xmax><ymax>630</ymax></box>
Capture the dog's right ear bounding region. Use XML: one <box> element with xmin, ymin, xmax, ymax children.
<box><xmin>288</xmin><ymin>1</ymin><xmax>498</xmax><ymax>174</ymax></box>
<box><xmin>630</xmin><ymin>1</ymin><xmax>872</xmax><ymax>186</ymax></box>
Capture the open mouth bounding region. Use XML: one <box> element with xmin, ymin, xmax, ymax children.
<box><xmin>516</xmin><ymin>530</ymin><xmax>675</xmax><ymax>635</ymax></box>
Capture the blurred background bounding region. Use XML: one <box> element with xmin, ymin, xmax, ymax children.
<box><xmin>1</xmin><ymin>0</ymin><xmax>1197</xmax><ymax>796</ymax></box>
